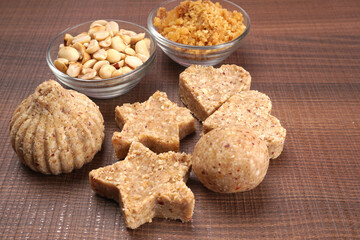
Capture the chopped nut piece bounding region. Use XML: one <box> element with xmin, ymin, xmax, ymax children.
<box><xmin>89</xmin><ymin>142</ymin><xmax>194</xmax><ymax>229</ymax></box>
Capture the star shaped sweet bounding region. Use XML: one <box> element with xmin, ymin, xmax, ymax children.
<box><xmin>89</xmin><ymin>142</ymin><xmax>194</xmax><ymax>229</ymax></box>
<box><xmin>112</xmin><ymin>91</ymin><xmax>195</xmax><ymax>159</ymax></box>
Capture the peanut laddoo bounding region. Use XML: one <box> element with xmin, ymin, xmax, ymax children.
<box><xmin>9</xmin><ymin>80</ymin><xmax>105</xmax><ymax>175</ymax></box>
<box><xmin>192</xmin><ymin>126</ymin><xmax>269</xmax><ymax>193</ymax></box>
<box><xmin>154</xmin><ymin>0</ymin><xmax>246</xmax><ymax>46</ymax></box>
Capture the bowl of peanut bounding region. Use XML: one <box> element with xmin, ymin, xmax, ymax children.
<box><xmin>147</xmin><ymin>0</ymin><xmax>250</xmax><ymax>67</ymax></box>
<box><xmin>46</xmin><ymin>19</ymin><xmax>156</xmax><ymax>99</ymax></box>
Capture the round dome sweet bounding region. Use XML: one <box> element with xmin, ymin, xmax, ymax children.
<box><xmin>192</xmin><ymin>126</ymin><xmax>269</xmax><ymax>193</ymax></box>
<box><xmin>9</xmin><ymin>80</ymin><xmax>105</xmax><ymax>175</ymax></box>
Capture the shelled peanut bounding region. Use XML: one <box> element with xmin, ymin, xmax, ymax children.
<box><xmin>54</xmin><ymin>20</ymin><xmax>151</xmax><ymax>80</ymax></box>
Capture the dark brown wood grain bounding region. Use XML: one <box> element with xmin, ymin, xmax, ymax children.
<box><xmin>0</xmin><ymin>0</ymin><xmax>359</xmax><ymax>239</ymax></box>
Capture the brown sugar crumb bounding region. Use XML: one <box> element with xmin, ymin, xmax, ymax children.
<box><xmin>89</xmin><ymin>142</ymin><xmax>194</xmax><ymax>229</ymax></box>
<box><xmin>112</xmin><ymin>91</ymin><xmax>195</xmax><ymax>159</ymax></box>
<box><xmin>153</xmin><ymin>0</ymin><xmax>246</xmax><ymax>46</ymax></box>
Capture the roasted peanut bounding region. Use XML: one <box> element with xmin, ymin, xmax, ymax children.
<box><xmin>58</xmin><ymin>46</ymin><xmax>80</xmax><ymax>61</ymax></box>
<box><xmin>94</xmin><ymin>31</ymin><xmax>109</xmax><ymax>41</ymax></box>
<box><xmin>131</xmin><ymin>33</ymin><xmax>145</xmax><ymax>44</ymax></box>
<box><xmin>106</xmin><ymin>21</ymin><xmax>119</xmax><ymax>36</ymax></box>
<box><xmin>72</xmin><ymin>35</ymin><xmax>91</xmax><ymax>44</ymax></box>
<box><xmin>80</xmin><ymin>68</ymin><xmax>97</xmax><ymax>80</ymax></box>
<box><xmin>67</xmin><ymin>62</ymin><xmax>82</xmax><ymax>78</ymax></box>
<box><xmin>93</xmin><ymin>60</ymin><xmax>110</xmax><ymax>72</ymax></box>
<box><xmin>106</xmin><ymin>49</ymin><xmax>121</xmax><ymax>63</ymax></box>
<box><xmin>135</xmin><ymin>39</ymin><xmax>150</xmax><ymax>58</ymax></box>
<box><xmin>125</xmin><ymin>56</ymin><xmax>143</xmax><ymax>69</ymax></box>
<box><xmin>99</xmin><ymin>36</ymin><xmax>111</xmax><ymax>48</ymax></box>
<box><xmin>111</xmin><ymin>36</ymin><xmax>127</xmax><ymax>52</ymax></box>
<box><xmin>88</xmin><ymin>26</ymin><xmax>106</xmax><ymax>38</ymax></box>
<box><xmin>111</xmin><ymin>69</ymin><xmax>123</xmax><ymax>77</ymax></box>
<box><xmin>86</xmin><ymin>39</ymin><xmax>100</xmax><ymax>54</ymax></box>
<box><xmin>90</xmin><ymin>20</ymin><xmax>108</xmax><ymax>28</ymax></box>
<box><xmin>83</xmin><ymin>59</ymin><xmax>97</xmax><ymax>69</ymax></box>
<box><xmin>64</xmin><ymin>33</ymin><xmax>73</xmax><ymax>46</ymax></box>
<box><xmin>136</xmin><ymin>53</ymin><xmax>149</xmax><ymax>63</ymax></box>
<box><xmin>144</xmin><ymin>38</ymin><xmax>151</xmax><ymax>50</ymax></box>
<box><xmin>93</xmin><ymin>49</ymin><xmax>107</xmax><ymax>60</ymax></box>
<box><xmin>120</xmin><ymin>34</ymin><xmax>131</xmax><ymax>45</ymax></box>
<box><xmin>113</xmin><ymin>60</ymin><xmax>124</xmax><ymax>69</ymax></box>
<box><xmin>99</xmin><ymin>64</ymin><xmax>116</xmax><ymax>79</ymax></box>
<box><xmin>120</xmin><ymin>66</ymin><xmax>133</xmax><ymax>75</ymax></box>
<box><xmin>124</xmin><ymin>47</ymin><xmax>136</xmax><ymax>56</ymax></box>
<box><xmin>54</xmin><ymin>58</ymin><xmax>69</xmax><ymax>73</ymax></box>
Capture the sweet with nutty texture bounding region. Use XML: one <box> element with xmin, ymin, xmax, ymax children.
<box><xmin>112</xmin><ymin>91</ymin><xmax>195</xmax><ymax>159</ymax></box>
<box><xmin>193</xmin><ymin>126</ymin><xmax>269</xmax><ymax>193</ymax></box>
<box><xmin>179</xmin><ymin>64</ymin><xmax>251</xmax><ymax>121</ymax></box>
<box><xmin>203</xmin><ymin>90</ymin><xmax>286</xmax><ymax>159</ymax></box>
<box><xmin>9</xmin><ymin>80</ymin><xmax>105</xmax><ymax>175</ymax></box>
<box><xmin>89</xmin><ymin>142</ymin><xmax>194</xmax><ymax>229</ymax></box>
<box><xmin>154</xmin><ymin>0</ymin><xmax>246</xmax><ymax>46</ymax></box>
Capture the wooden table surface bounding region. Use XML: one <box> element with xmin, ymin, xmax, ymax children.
<box><xmin>0</xmin><ymin>0</ymin><xmax>359</xmax><ymax>239</ymax></box>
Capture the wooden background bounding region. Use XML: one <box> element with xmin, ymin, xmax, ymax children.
<box><xmin>0</xmin><ymin>0</ymin><xmax>359</xmax><ymax>239</ymax></box>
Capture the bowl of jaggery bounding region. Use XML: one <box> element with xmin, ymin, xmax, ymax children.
<box><xmin>147</xmin><ymin>0</ymin><xmax>250</xmax><ymax>67</ymax></box>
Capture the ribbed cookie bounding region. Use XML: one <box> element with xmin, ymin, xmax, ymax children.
<box><xmin>9</xmin><ymin>80</ymin><xmax>105</xmax><ymax>175</ymax></box>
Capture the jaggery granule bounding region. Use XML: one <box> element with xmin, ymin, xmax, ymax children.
<box><xmin>153</xmin><ymin>0</ymin><xmax>246</xmax><ymax>46</ymax></box>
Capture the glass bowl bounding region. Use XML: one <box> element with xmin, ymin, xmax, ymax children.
<box><xmin>46</xmin><ymin>20</ymin><xmax>156</xmax><ymax>99</ymax></box>
<box><xmin>147</xmin><ymin>0</ymin><xmax>250</xmax><ymax>67</ymax></box>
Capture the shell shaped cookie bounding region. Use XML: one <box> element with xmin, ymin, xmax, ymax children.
<box><xmin>9</xmin><ymin>80</ymin><xmax>105</xmax><ymax>175</ymax></box>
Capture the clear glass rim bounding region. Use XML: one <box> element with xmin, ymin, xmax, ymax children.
<box><xmin>46</xmin><ymin>19</ymin><xmax>157</xmax><ymax>85</ymax></box>
<box><xmin>147</xmin><ymin>0</ymin><xmax>251</xmax><ymax>50</ymax></box>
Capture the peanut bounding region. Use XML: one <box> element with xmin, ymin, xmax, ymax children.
<box><xmin>99</xmin><ymin>36</ymin><xmax>111</xmax><ymax>48</ymax></box>
<box><xmin>106</xmin><ymin>49</ymin><xmax>121</xmax><ymax>63</ymax></box>
<box><xmin>120</xmin><ymin>34</ymin><xmax>131</xmax><ymax>45</ymax></box>
<box><xmin>80</xmin><ymin>68</ymin><xmax>97</xmax><ymax>80</ymax></box>
<box><xmin>94</xmin><ymin>31</ymin><xmax>109</xmax><ymax>41</ymax></box>
<box><xmin>99</xmin><ymin>64</ymin><xmax>116</xmax><ymax>79</ymax></box>
<box><xmin>124</xmin><ymin>47</ymin><xmax>136</xmax><ymax>56</ymax></box>
<box><xmin>93</xmin><ymin>49</ymin><xmax>107</xmax><ymax>61</ymax></box>
<box><xmin>120</xmin><ymin>66</ymin><xmax>133</xmax><ymax>75</ymax></box>
<box><xmin>131</xmin><ymin>33</ymin><xmax>145</xmax><ymax>44</ymax></box>
<box><xmin>86</xmin><ymin>39</ymin><xmax>100</xmax><ymax>54</ymax></box>
<box><xmin>106</xmin><ymin>21</ymin><xmax>119</xmax><ymax>36</ymax></box>
<box><xmin>90</xmin><ymin>20</ymin><xmax>108</xmax><ymax>29</ymax></box>
<box><xmin>66</xmin><ymin>62</ymin><xmax>82</xmax><ymax>78</ymax></box>
<box><xmin>83</xmin><ymin>59</ymin><xmax>97</xmax><ymax>69</ymax></box>
<box><xmin>135</xmin><ymin>39</ymin><xmax>150</xmax><ymax>58</ymax></box>
<box><xmin>93</xmin><ymin>60</ymin><xmax>109</xmax><ymax>72</ymax></box>
<box><xmin>113</xmin><ymin>60</ymin><xmax>124</xmax><ymax>69</ymax></box>
<box><xmin>58</xmin><ymin>46</ymin><xmax>80</xmax><ymax>61</ymax></box>
<box><xmin>111</xmin><ymin>36</ymin><xmax>126</xmax><ymax>52</ymax></box>
<box><xmin>54</xmin><ymin>58</ymin><xmax>69</xmax><ymax>73</ymax></box>
<box><xmin>88</xmin><ymin>26</ymin><xmax>106</xmax><ymax>38</ymax></box>
<box><xmin>125</xmin><ymin>56</ymin><xmax>143</xmax><ymax>69</ymax></box>
<box><xmin>72</xmin><ymin>35</ymin><xmax>91</xmax><ymax>44</ymax></box>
